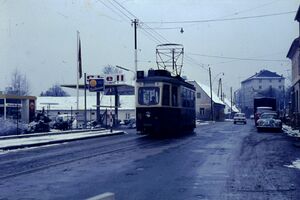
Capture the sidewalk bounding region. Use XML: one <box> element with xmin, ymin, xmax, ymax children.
<box><xmin>0</xmin><ymin>129</ymin><xmax>125</xmax><ymax>151</ymax></box>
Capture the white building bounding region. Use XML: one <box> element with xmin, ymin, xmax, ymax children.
<box><xmin>237</xmin><ymin>69</ymin><xmax>285</xmax><ymax>117</ymax></box>
<box><xmin>36</xmin><ymin>95</ymin><xmax>135</xmax><ymax>126</ymax></box>
<box><xmin>188</xmin><ymin>81</ymin><xmax>225</xmax><ymax>121</ymax></box>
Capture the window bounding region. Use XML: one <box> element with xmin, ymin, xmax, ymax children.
<box><xmin>162</xmin><ymin>85</ymin><xmax>170</xmax><ymax>106</ymax></box>
<box><xmin>259</xmin><ymin>79</ymin><xmax>262</xmax><ymax>83</ymax></box>
<box><xmin>172</xmin><ymin>86</ymin><xmax>178</xmax><ymax>106</ymax></box>
<box><xmin>197</xmin><ymin>92</ymin><xmax>201</xmax><ymax>99</ymax></box>
<box><xmin>278</xmin><ymin>79</ymin><xmax>281</xmax><ymax>83</ymax></box>
<box><xmin>138</xmin><ymin>87</ymin><xmax>160</xmax><ymax>105</ymax></box>
<box><xmin>200</xmin><ymin>108</ymin><xmax>204</xmax><ymax>115</ymax></box>
<box><xmin>259</xmin><ymin>85</ymin><xmax>262</xmax><ymax>89</ymax></box>
<box><xmin>269</xmin><ymin>79</ymin><xmax>272</xmax><ymax>83</ymax></box>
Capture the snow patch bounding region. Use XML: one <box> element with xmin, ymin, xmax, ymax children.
<box><xmin>285</xmin><ymin>159</ymin><xmax>300</xmax><ymax>170</ymax></box>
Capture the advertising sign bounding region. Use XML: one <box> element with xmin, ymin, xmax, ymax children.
<box><xmin>87</xmin><ymin>75</ymin><xmax>104</xmax><ymax>92</ymax></box>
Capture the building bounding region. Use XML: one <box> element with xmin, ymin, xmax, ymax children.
<box><xmin>237</xmin><ymin>69</ymin><xmax>285</xmax><ymax>117</ymax></box>
<box><xmin>287</xmin><ymin>5</ymin><xmax>300</xmax><ymax>127</ymax></box>
<box><xmin>188</xmin><ymin>81</ymin><xmax>225</xmax><ymax>121</ymax></box>
<box><xmin>36</xmin><ymin>95</ymin><xmax>135</xmax><ymax>127</ymax></box>
<box><xmin>222</xmin><ymin>98</ymin><xmax>240</xmax><ymax>118</ymax></box>
<box><xmin>0</xmin><ymin>94</ymin><xmax>36</xmax><ymax>123</ymax></box>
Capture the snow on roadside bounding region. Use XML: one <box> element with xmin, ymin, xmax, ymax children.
<box><xmin>0</xmin><ymin>119</ymin><xmax>27</xmax><ymax>136</ymax></box>
<box><xmin>285</xmin><ymin>159</ymin><xmax>300</xmax><ymax>170</ymax></box>
<box><xmin>282</xmin><ymin>125</ymin><xmax>300</xmax><ymax>138</ymax></box>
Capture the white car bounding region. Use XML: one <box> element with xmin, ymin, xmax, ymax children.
<box><xmin>233</xmin><ymin>113</ymin><xmax>247</xmax><ymax>124</ymax></box>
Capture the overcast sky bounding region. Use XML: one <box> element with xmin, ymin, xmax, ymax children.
<box><xmin>0</xmin><ymin>0</ymin><xmax>299</xmax><ymax>97</ymax></box>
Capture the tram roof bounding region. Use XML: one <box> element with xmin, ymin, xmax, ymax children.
<box><xmin>137</xmin><ymin>75</ymin><xmax>195</xmax><ymax>90</ymax></box>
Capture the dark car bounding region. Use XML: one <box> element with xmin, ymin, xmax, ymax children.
<box><xmin>254</xmin><ymin>107</ymin><xmax>274</xmax><ymax>126</ymax></box>
<box><xmin>256</xmin><ymin>113</ymin><xmax>282</xmax><ymax>132</ymax></box>
<box><xmin>52</xmin><ymin>114</ymin><xmax>73</xmax><ymax>130</ymax></box>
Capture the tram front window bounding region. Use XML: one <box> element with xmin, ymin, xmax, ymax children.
<box><xmin>138</xmin><ymin>87</ymin><xmax>159</xmax><ymax>105</ymax></box>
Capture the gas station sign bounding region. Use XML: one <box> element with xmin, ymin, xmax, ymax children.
<box><xmin>87</xmin><ymin>75</ymin><xmax>104</xmax><ymax>92</ymax></box>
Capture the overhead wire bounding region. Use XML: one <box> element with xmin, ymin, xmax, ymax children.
<box><xmin>188</xmin><ymin>53</ymin><xmax>289</xmax><ymax>62</ymax></box>
<box><xmin>144</xmin><ymin>10</ymin><xmax>296</xmax><ymax>24</ymax></box>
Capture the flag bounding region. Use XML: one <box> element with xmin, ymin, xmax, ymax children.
<box><xmin>78</xmin><ymin>34</ymin><xmax>82</xmax><ymax>79</ymax></box>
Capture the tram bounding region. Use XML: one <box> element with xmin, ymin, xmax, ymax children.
<box><xmin>136</xmin><ymin>69</ymin><xmax>196</xmax><ymax>136</ymax></box>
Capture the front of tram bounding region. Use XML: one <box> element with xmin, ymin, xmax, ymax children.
<box><xmin>136</xmin><ymin>71</ymin><xmax>162</xmax><ymax>135</ymax></box>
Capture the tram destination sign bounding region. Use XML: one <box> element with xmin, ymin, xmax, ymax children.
<box><xmin>87</xmin><ymin>75</ymin><xmax>104</xmax><ymax>92</ymax></box>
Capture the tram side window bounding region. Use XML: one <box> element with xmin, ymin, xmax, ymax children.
<box><xmin>172</xmin><ymin>86</ymin><xmax>178</xmax><ymax>107</ymax></box>
<box><xmin>138</xmin><ymin>87</ymin><xmax>160</xmax><ymax>105</ymax></box>
<box><xmin>162</xmin><ymin>85</ymin><xmax>170</xmax><ymax>106</ymax></box>
<box><xmin>181</xmin><ymin>88</ymin><xmax>187</xmax><ymax>107</ymax></box>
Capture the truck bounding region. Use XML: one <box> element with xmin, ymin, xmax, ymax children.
<box><xmin>253</xmin><ymin>97</ymin><xmax>277</xmax><ymax>125</ymax></box>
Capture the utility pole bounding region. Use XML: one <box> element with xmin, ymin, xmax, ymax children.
<box><xmin>209</xmin><ymin>67</ymin><xmax>214</xmax><ymax>121</ymax></box>
<box><xmin>230</xmin><ymin>87</ymin><xmax>233</xmax><ymax>118</ymax></box>
<box><xmin>132</xmin><ymin>19</ymin><xmax>139</xmax><ymax>77</ymax></box>
<box><xmin>84</xmin><ymin>73</ymin><xmax>87</xmax><ymax>129</ymax></box>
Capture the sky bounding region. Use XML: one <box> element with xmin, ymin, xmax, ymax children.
<box><xmin>0</xmin><ymin>0</ymin><xmax>299</xmax><ymax>98</ymax></box>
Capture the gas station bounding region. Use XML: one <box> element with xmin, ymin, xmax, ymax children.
<box><xmin>61</xmin><ymin>73</ymin><xmax>134</xmax><ymax>127</ymax></box>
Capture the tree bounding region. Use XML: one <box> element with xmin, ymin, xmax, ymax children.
<box><xmin>102</xmin><ymin>65</ymin><xmax>123</xmax><ymax>75</ymax></box>
<box><xmin>5</xmin><ymin>69</ymin><xmax>30</xmax><ymax>96</ymax></box>
<box><xmin>40</xmin><ymin>84</ymin><xmax>69</xmax><ymax>97</ymax></box>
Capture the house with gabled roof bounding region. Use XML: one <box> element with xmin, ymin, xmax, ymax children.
<box><xmin>237</xmin><ymin>69</ymin><xmax>285</xmax><ymax>117</ymax></box>
<box><xmin>188</xmin><ymin>81</ymin><xmax>225</xmax><ymax>121</ymax></box>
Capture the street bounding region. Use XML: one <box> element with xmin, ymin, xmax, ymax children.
<box><xmin>0</xmin><ymin>121</ymin><xmax>299</xmax><ymax>200</ymax></box>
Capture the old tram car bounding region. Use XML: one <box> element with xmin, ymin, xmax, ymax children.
<box><xmin>136</xmin><ymin>69</ymin><xmax>196</xmax><ymax>136</ymax></box>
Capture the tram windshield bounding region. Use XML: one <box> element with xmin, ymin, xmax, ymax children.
<box><xmin>138</xmin><ymin>87</ymin><xmax>160</xmax><ymax>105</ymax></box>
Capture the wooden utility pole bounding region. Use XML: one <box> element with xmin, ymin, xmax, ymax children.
<box><xmin>209</xmin><ymin>67</ymin><xmax>214</xmax><ymax>121</ymax></box>
<box><xmin>132</xmin><ymin>19</ymin><xmax>138</xmax><ymax>77</ymax></box>
<box><xmin>230</xmin><ymin>87</ymin><xmax>233</xmax><ymax>118</ymax></box>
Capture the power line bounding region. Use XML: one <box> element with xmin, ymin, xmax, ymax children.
<box><xmin>220</xmin><ymin>0</ymin><xmax>281</xmax><ymax>18</ymax></box>
<box><xmin>144</xmin><ymin>10</ymin><xmax>296</xmax><ymax>24</ymax></box>
<box><xmin>98</xmin><ymin>0</ymin><xmax>210</xmax><ymax>74</ymax></box>
<box><xmin>97</xmin><ymin>0</ymin><xmax>131</xmax><ymax>22</ymax></box>
<box><xmin>188</xmin><ymin>53</ymin><xmax>289</xmax><ymax>62</ymax></box>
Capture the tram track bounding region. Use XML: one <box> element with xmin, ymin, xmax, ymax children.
<box><xmin>0</xmin><ymin>136</ymin><xmax>172</xmax><ymax>180</ymax></box>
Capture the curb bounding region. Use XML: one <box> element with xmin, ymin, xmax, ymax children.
<box><xmin>0</xmin><ymin>128</ymin><xmax>105</xmax><ymax>140</ymax></box>
<box><xmin>0</xmin><ymin>130</ymin><xmax>125</xmax><ymax>151</ymax></box>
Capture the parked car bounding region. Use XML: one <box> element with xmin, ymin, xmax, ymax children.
<box><xmin>27</xmin><ymin>112</ymin><xmax>51</xmax><ymax>133</ymax></box>
<box><xmin>254</xmin><ymin>106</ymin><xmax>274</xmax><ymax>126</ymax></box>
<box><xmin>233</xmin><ymin>113</ymin><xmax>247</xmax><ymax>124</ymax></box>
<box><xmin>256</xmin><ymin>113</ymin><xmax>282</xmax><ymax>132</ymax></box>
<box><xmin>51</xmin><ymin>114</ymin><xmax>73</xmax><ymax>130</ymax></box>
<box><xmin>126</xmin><ymin>118</ymin><xmax>136</xmax><ymax>129</ymax></box>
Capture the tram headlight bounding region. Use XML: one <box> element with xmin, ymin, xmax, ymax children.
<box><xmin>145</xmin><ymin>111</ymin><xmax>151</xmax><ymax>118</ymax></box>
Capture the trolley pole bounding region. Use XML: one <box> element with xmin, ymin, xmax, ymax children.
<box><xmin>209</xmin><ymin>67</ymin><xmax>214</xmax><ymax>121</ymax></box>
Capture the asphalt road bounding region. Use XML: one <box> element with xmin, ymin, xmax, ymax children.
<box><xmin>0</xmin><ymin>121</ymin><xmax>299</xmax><ymax>200</ymax></box>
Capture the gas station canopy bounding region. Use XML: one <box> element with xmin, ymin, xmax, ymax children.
<box><xmin>61</xmin><ymin>83</ymin><xmax>135</xmax><ymax>95</ymax></box>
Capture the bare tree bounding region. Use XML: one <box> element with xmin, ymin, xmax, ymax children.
<box><xmin>102</xmin><ymin>65</ymin><xmax>123</xmax><ymax>75</ymax></box>
<box><xmin>5</xmin><ymin>69</ymin><xmax>30</xmax><ymax>96</ymax></box>
<box><xmin>40</xmin><ymin>84</ymin><xmax>69</xmax><ymax>96</ymax></box>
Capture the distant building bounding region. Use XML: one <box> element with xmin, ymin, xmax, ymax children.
<box><xmin>286</xmin><ymin>5</ymin><xmax>300</xmax><ymax>128</ymax></box>
<box><xmin>222</xmin><ymin>97</ymin><xmax>240</xmax><ymax>118</ymax></box>
<box><xmin>237</xmin><ymin>69</ymin><xmax>285</xmax><ymax>117</ymax></box>
<box><xmin>188</xmin><ymin>81</ymin><xmax>225</xmax><ymax>121</ymax></box>
<box><xmin>0</xmin><ymin>94</ymin><xmax>36</xmax><ymax>123</ymax></box>
<box><xmin>36</xmin><ymin>95</ymin><xmax>135</xmax><ymax>127</ymax></box>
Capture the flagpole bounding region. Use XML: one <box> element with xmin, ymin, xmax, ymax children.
<box><xmin>76</xmin><ymin>31</ymin><xmax>79</xmax><ymax>115</ymax></box>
